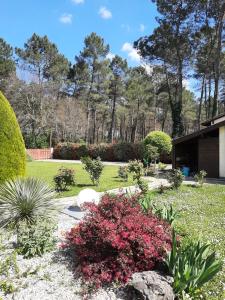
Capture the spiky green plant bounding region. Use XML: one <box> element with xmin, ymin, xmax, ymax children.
<box><xmin>166</xmin><ymin>230</ymin><xmax>222</xmax><ymax>297</ymax></box>
<box><xmin>0</xmin><ymin>178</ymin><xmax>59</xmax><ymax>228</ymax></box>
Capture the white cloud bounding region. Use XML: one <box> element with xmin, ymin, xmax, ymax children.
<box><xmin>106</xmin><ymin>52</ymin><xmax>115</xmax><ymax>60</ymax></box>
<box><xmin>59</xmin><ymin>13</ymin><xmax>73</xmax><ymax>24</ymax></box>
<box><xmin>71</xmin><ymin>0</ymin><xmax>84</xmax><ymax>3</ymax></box>
<box><xmin>99</xmin><ymin>7</ymin><xmax>112</xmax><ymax>19</ymax></box>
<box><xmin>139</xmin><ymin>24</ymin><xmax>146</xmax><ymax>32</ymax></box>
<box><xmin>121</xmin><ymin>42</ymin><xmax>140</xmax><ymax>62</ymax></box>
<box><xmin>121</xmin><ymin>24</ymin><xmax>131</xmax><ymax>32</ymax></box>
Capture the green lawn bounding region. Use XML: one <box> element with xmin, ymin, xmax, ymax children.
<box><xmin>26</xmin><ymin>161</ymin><xmax>133</xmax><ymax>197</ymax></box>
<box><xmin>148</xmin><ymin>185</ymin><xmax>225</xmax><ymax>300</ymax></box>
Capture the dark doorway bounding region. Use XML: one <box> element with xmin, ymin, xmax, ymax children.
<box><xmin>198</xmin><ymin>137</ymin><xmax>219</xmax><ymax>178</ymax></box>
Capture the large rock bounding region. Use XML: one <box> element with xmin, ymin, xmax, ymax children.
<box><xmin>126</xmin><ymin>271</ymin><xmax>174</xmax><ymax>300</ymax></box>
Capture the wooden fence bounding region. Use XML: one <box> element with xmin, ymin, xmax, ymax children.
<box><xmin>27</xmin><ymin>148</ymin><xmax>53</xmax><ymax>160</ymax></box>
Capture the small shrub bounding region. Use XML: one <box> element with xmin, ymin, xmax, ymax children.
<box><xmin>144</xmin><ymin>144</ymin><xmax>159</xmax><ymax>167</ymax></box>
<box><xmin>167</xmin><ymin>169</ymin><xmax>184</xmax><ymax>189</ymax></box>
<box><xmin>137</xmin><ymin>179</ymin><xmax>149</xmax><ymax>195</ymax></box>
<box><xmin>0</xmin><ymin>280</ymin><xmax>15</xmax><ymax>295</ymax></box>
<box><xmin>144</xmin><ymin>166</ymin><xmax>156</xmax><ymax>177</ymax></box>
<box><xmin>158</xmin><ymin>183</ymin><xmax>167</xmax><ymax>194</ymax></box>
<box><xmin>81</xmin><ymin>156</ymin><xmax>104</xmax><ymax>186</ymax></box>
<box><xmin>0</xmin><ymin>250</ymin><xmax>18</xmax><ymax>295</ymax></box>
<box><xmin>54</xmin><ymin>167</ymin><xmax>76</xmax><ymax>192</ymax></box>
<box><xmin>0</xmin><ymin>178</ymin><xmax>58</xmax><ymax>228</ymax></box>
<box><xmin>127</xmin><ymin>160</ymin><xmax>144</xmax><ymax>182</ymax></box>
<box><xmin>17</xmin><ymin>219</ymin><xmax>56</xmax><ymax>258</ymax></box>
<box><xmin>194</xmin><ymin>170</ymin><xmax>207</xmax><ymax>187</ymax></box>
<box><xmin>158</xmin><ymin>162</ymin><xmax>167</xmax><ymax>171</ymax></box>
<box><xmin>166</xmin><ymin>230</ymin><xmax>222</xmax><ymax>297</ymax></box>
<box><xmin>118</xmin><ymin>166</ymin><xmax>128</xmax><ymax>182</ymax></box>
<box><xmin>64</xmin><ymin>193</ymin><xmax>172</xmax><ymax>287</ymax></box>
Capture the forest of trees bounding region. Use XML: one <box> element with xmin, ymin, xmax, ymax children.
<box><xmin>0</xmin><ymin>0</ymin><xmax>225</xmax><ymax>148</ymax></box>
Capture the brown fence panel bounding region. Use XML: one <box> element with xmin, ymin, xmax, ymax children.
<box><xmin>27</xmin><ymin>148</ymin><xmax>53</xmax><ymax>160</ymax></box>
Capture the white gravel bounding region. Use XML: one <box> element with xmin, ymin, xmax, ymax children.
<box><xmin>0</xmin><ymin>212</ymin><xmax>127</xmax><ymax>300</ymax></box>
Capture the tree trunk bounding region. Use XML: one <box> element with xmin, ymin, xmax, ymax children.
<box><xmin>198</xmin><ymin>76</ymin><xmax>205</xmax><ymax>129</ymax></box>
<box><xmin>212</xmin><ymin>6</ymin><xmax>225</xmax><ymax>117</ymax></box>
<box><xmin>108</xmin><ymin>94</ymin><xmax>116</xmax><ymax>143</ymax></box>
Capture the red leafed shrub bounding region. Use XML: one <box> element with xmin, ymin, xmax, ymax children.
<box><xmin>64</xmin><ymin>193</ymin><xmax>172</xmax><ymax>287</ymax></box>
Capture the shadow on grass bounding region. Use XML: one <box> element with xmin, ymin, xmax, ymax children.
<box><xmin>77</xmin><ymin>183</ymin><xmax>95</xmax><ymax>188</ymax></box>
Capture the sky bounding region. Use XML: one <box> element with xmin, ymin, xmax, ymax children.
<box><xmin>0</xmin><ymin>0</ymin><xmax>159</xmax><ymax>67</ymax></box>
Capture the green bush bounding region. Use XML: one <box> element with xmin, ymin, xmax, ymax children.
<box><xmin>158</xmin><ymin>162</ymin><xmax>167</xmax><ymax>171</ymax></box>
<box><xmin>17</xmin><ymin>219</ymin><xmax>56</xmax><ymax>258</ymax></box>
<box><xmin>128</xmin><ymin>160</ymin><xmax>144</xmax><ymax>182</ymax></box>
<box><xmin>81</xmin><ymin>156</ymin><xmax>104</xmax><ymax>186</ymax></box>
<box><xmin>144</xmin><ymin>131</ymin><xmax>172</xmax><ymax>156</ymax></box>
<box><xmin>167</xmin><ymin>169</ymin><xmax>184</xmax><ymax>189</ymax></box>
<box><xmin>0</xmin><ymin>178</ymin><xmax>58</xmax><ymax>228</ymax></box>
<box><xmin>0</xmin><ymin>92</ymin><xmax>26</xmax><ymax>184</ymax></box>
<box><xmin>24</xmin><ymin>133</ymin><xmax>49</xmax><ymax>149</ymax></box>
<box><xmin>144</xmin><ymin>166</ymin><xmax>156</xmax><ymax>176</ymax></box>
<box><xmin>0</xmin><ymin>250</ymin><xmax>18</xmax><ymax>295</ymax></box>
<box><xmin>166</xmin><ymin>230</ymin><xmax>222</xmax><ymax>297</ymax></box>
<box><xmin>54</xmin><ymin>167</ymin><xmax>76</xmax><ymax>192</ymax></box>
<box><xmin>144</xmin><ymin>144</ymin><xmax>159</xmax><ymax>166</ymax></box>
<box><xmin>118</xmin><ymin>166</ymin><xmax>128</xmax><ymax>182</ymax></box>
<box><xmin>194</xmin><ymin>170</ymin><xmax>207</xmax><ymax>187</ymax></box>
<box><xmin>137</xmin><ymin>179</ymin><xmax>149</xmax><ymax>195</ymax></box>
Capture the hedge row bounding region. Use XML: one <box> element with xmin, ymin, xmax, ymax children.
<box><xmin>53</xmin><ymin>142</ymin><xmax>171</xmax><ymax>163</ymax></box>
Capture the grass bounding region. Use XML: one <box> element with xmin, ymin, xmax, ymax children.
<box><xmin>148</xmin><ymin>184</ymin><xmax>225</xmax><ymax>300</ymax></box>
<box><xmin>26</xmin><ymin>161</ymin><xmax>134</xmax><ymax>197</ymax></box>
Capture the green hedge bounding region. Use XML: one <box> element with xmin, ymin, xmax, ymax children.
<box><xmin>0</xmin><ymin>91</ymin><xmax>26</xmax><ymax>183</ymax></box>
<box><xmin>53</xmin><ymin>142</ymin><xmax>145</xmax><ymax>162</ymax></box>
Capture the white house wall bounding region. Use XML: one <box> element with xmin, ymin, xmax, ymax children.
<box><xmin>219</xmin><ymin>126</ymin><xmax>225</xmax><ymax>177</ymax></box>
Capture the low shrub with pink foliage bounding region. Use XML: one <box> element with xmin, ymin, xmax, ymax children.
<box><xmin>64</xmin><ymin>193</ymin><xmax>172</xmax><ymax>287</ymax></box>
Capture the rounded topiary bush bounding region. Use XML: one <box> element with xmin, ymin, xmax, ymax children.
<box><xmin>144</xmin><ymin>131</ymin><xmax>172</xmax><ymax>156</ymax></box>
<box><xmin>0</xmin><ymin>91</ymin><xmax>26</xmax><ymax>183</ymax></box>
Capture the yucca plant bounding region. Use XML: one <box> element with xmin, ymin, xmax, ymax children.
<box><xmin>166</xmin><ymin>230</ymin><xmax>222</xmax><ymax>297</ymax></box>
<box><xmin>0</xmin><ymin>178</ymin><xmax>59</xmax><ymax>228</ymax></box>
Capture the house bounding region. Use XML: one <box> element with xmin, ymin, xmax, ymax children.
<box><xmin>172</xmin><ymin>113</ymin><xmax>225</xmax><ymax>178</ymax></box>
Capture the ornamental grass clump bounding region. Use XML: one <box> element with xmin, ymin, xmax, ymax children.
<box><xmin>64</xmin><ymin>193</ymin><xmax>172</xmax><ymax>287</ymax></box>
<box><xmin>0</xmin><ymin>178</ymin><xmax>59</xmax><ymax>228</ymax></box>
